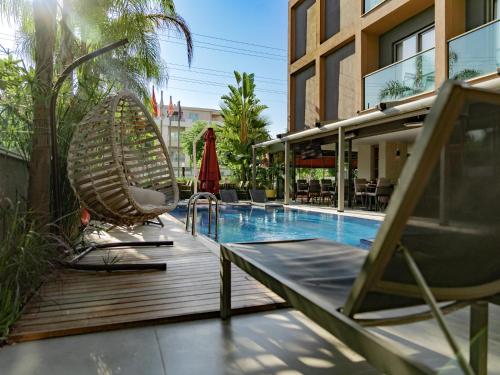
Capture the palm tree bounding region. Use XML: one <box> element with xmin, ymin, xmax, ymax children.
<box><xmin>219</xmin><ymin>72</ymin><xmax>270</xmax><ymax>181</ymax></box>
<box><xmin>1</xmin><ymin>1</ymin><xmax>58</xmax><ymax>224</ymax></box>
<box><xmin>1</xmin><ymin>0</ymin><xmax>193</xmax><ymax>225</ymax></box>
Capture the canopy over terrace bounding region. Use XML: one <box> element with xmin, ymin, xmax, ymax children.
<box><xmin>252</xmin><ymin>77</ymin><xmax>500</xmax><ymax>210</ymax></box>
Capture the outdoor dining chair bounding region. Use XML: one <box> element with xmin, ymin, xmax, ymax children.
<box><xmin>308</xmin><ymin>179</ymin><xmax>321</xmax><ymax>203</ymax></box>
<box><xmin>353</xmin><ymin>178</ymin><xmax>368</xmax><ymax>207</ymax></box>
<box><xmin>366</xmin><ymin>177</ymin><xmax>393</xmax><ymax>210</ymax></box>
<box><xmin>320</xmin><ymin>179</ymin><xmax>334</xmax><ymax>204</ymax></box>
<box><xmin>295</xmin><ymin>179</ymin><xmax>309</xmax><ymax>202</ymax></box>
<box><xmin>220</xmin><ymin>82</ymin><xmax>500</xmax><ymax>375</ymax></box>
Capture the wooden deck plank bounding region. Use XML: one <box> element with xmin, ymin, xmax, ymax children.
<box><xmin>9</xmin><ymin>214</ymin><xmax>285</xmax><ymax>343</ymax></box>
<box><xmin>25</xmin><ymin>279</ymin><xmax>267</xmax><ymax>312</ymax></box>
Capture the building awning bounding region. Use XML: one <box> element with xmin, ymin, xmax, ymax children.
<box><xmin>254</xmin><ymin>77</ymin><xmax>500</xmax><ymax>150</ymax></box>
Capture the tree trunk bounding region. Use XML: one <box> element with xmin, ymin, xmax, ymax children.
<box><xmin>29</xmin><ymin>0</ymin><xmax>57</xmax><ymax>226</ymax></box>
<box><xmin>58</xmin><ymin>0</ymin><xmax>74</xmax><ymax>74</ymax></box>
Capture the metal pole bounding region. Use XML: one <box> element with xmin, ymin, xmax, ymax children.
<box><xmin>49</xmin><ymin>38</ymin><xmax>128</xmax><ymax>224</ymax></box>
<box><xmin>193</xmin><ymin>139</ymin><xmax>198</xmax><ymax>194</ymax></box>
<box><xmin>284</xmin><ymin>141</ymin><xmax>290</xmax><ymax>205</ymax></box>
<box><xmin>160</xmin><ymin>90</ymin><xmax>164</xmax><ymax>136</ymax></box>
<box><xmin>337</xmin><ymin>128</ymin><xmax>345</xmax><ymax>212</ymax></box>
<box><xmin>168</xmin><ymin>96</ymin><xmax>173</xmax><ymax>147</ymax></box>
<box><xmin>348</xmin><ymin>139</ymin><xmax>353</xmax><ymax>208</ymax></box>
<box><xmin>401</xmin><ymin>247</ymin><xmax>475</xmax><ymax>375</ymax></box>
<box><xmin>177</xmin><ymin>101</ymin><xmax>181</xmax><ymax>178</ymax></box>
<box><xmin>252</xmin><ymin>146</ymin><xmax>257</xmax><ymax>190</ymax></box>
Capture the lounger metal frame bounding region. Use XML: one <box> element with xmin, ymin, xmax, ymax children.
<box><xmin>220</xmin><ymin>83</ymin><xmax>500</xmax><ymax>375</ymax></box>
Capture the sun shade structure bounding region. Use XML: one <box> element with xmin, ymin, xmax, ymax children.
<box><xmin>67</xmin><ymin>91</ymin><xmax>179</xmax><ymax>226</ymax></box>
<box><xmin>220</xmin><ymin>82</ymin><xmax>500</xmax><ymax>375</ymax></box>
<box><xmin>198</xmin><ymin>128</ymin><xmax>221</xmax><ymax>194</ymax></box>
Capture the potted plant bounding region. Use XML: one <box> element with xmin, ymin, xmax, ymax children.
<box><xmin>265</xmin><ymin>163</ymin><xmax>282</xmax><ymax>200</ymax></box>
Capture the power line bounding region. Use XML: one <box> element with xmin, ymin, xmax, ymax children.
<box><xmin>168</xmin><ymin>63</ymin><xmax>286</xmax><ymax>83</ymax></box>
<box><xmin>165</xmin><ymin>86</ymin><xmax>286</xmax><ymax>104</ymax></box>
<box><xmin>162</xmin><ymin>39</ymin><xmax>287</xmax><ymax>62</ymax></box>
<box><xmin>167</xmin><ymin>67</ymin><xmax>286</xmax><ymax>86</ymax></box>
<box><xmin>191</xmin><ymin>32</ymin><xmax>287</xmax><ymax>52</ymax></box>
<box><xmin>167</xmin><ymin>75</ymin><xmax>286</xmax><ymax>95</ymax></box>
<box><xmin>164</xmin><ymin>34</ymin><xmax>286</xmax><ymax>58</ymax></box>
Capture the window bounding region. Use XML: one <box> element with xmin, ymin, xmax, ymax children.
<box><xmin>393</xmin><ymin>25</ymin><xmax>435</xmax><ymax>63</ymax></box>
<box><xmin>188</xmin><ymin>112</ymin><xmax>199</xmax><ymax>122</ymax></box>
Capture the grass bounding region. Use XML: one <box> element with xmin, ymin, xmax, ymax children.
<box><xmin>0</xmin><ymin>201</ymin><xmax>60</xmax><ymax>342</ymax></box>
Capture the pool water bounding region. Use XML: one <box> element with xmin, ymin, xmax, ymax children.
<box><xmin>171</xmin><ymin>205</ymin><xmax>380</xmax><ymax>248</ymax></box>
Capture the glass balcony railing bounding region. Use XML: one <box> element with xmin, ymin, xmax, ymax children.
<box><xmin>364</xmin><ymin>48</ymin><xmax>435</xmax><ymax>109</ymax></box>
<box><xmin>448</xmin><ymin>19</ymin><xmax>500</xmax><ymax>81</ymax></box>
<box><xmin>364</xmin><ymin>0</ymin><xmax>384</xmax><ymax>13</ymax></box>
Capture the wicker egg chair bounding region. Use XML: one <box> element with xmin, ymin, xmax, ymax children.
<box><xmin>67</xmin><ymin>90</ymin><xmax>179</xmax><ymax>227</ymax></box>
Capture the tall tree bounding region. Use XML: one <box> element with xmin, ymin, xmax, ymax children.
<box><xmin>219</xmin><ymin>72</ymin><xmax>270</xmax><ymax>181</ymax></box>
<box><xmin>1</xmin><ymin>0</ymin><xmax>193</xmax><ymax>226</ymax></box>
<box><xmin>29</xmin><ymin>0</ymin><xmax>57</xmax><ymax>224</ymax></box>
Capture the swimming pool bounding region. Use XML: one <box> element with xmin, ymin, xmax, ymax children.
<box><xmin>170</xmin><ymin>205</ymin><xmax>380</xmax><ymax>248</ymax></box>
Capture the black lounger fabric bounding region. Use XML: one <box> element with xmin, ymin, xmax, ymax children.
<box><xmin>249</xmin><ymin>189</ymin><xmax>283</xmax><ymax>207</ymax></box>
<box><xmin>223</xmin><ymin>239</ymin><xmax>367</xmax><ymax>312</ymax></box>
<box><xmin>249</xmin><ymin>189</ymin><xmax>267</xmax><ymax>203</ymax></box>
<box><xmin>220</xmin><ymin>189</ymin><xmax>239</xmax><ymax>203</ymax></box>
<box><xmin>359</xmin><ymin>98</ymin><xmax>500</xmax><ymax>313</ymax></box>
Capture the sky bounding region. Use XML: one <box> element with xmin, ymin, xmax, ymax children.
<box><xmin>0</xmin><ymin>0</ymin><xmax>289</xmax><ymax>138</ymax></box>
<box><xmin>159</xmin><ymin>0</ymin><xmax>288</xmax><ymax>137</ymax></box>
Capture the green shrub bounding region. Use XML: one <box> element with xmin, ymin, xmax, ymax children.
<box><xmin>0</xmin><ymin>202</ymin><xmax>59</xmax><ymax>341</ymax></box>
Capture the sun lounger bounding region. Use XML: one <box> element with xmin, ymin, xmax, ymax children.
<box><xmin>221</xmin><ymin>82</ymin><xmax>500</xmax><ymax>375</ymax></box>
<box><xmin>249</xmin><ymin>189</ymin><xmax>283</xmax><ymax>208</ymax></box>
<box><xmin>219</xmin><ymin>189</ymin><xmax>252</xmax><ymax>206</ymax></box>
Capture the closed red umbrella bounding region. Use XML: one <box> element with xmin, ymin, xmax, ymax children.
<box><xmin>198</xmin><ymin>128</ymin><xmax>221</xmax><ymax>194</ymax></box>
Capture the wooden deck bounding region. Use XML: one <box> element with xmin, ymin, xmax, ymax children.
<box><xmin>9</xmin><ymin>215</ymin><xmax>285</xmax><ymax>342</ymax></box>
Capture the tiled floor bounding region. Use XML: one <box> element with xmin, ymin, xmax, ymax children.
<box><xmin>1</xmin><ymin>310</ymin><xmax>379</xmax><ymax>375</ymax></box>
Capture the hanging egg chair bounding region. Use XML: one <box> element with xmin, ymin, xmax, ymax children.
<box><xmin>67</xmin><ymin>90</ymin><xmax>179</xmax><ymax>226</ymax></box>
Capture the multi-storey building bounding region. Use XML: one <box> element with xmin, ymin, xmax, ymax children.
<box><xmin>155</xmin><ymin>106</ymin><xmax>223</xmax><ymax>177</ymax></box>
<box><xmin>255</xmin><ymin>0</ymin><xmax>500</xmax><ymax>209</ymax></box>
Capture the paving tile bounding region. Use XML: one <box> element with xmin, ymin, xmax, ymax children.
<box><xmin>0</xmin><ymin>326</ymin><xmax>164</xmax><ymax>375</ymax></box>
<box><xmin>155</xmin><ymin>310</ymin><xmax>379</xmax><ymax>375</ymax></box>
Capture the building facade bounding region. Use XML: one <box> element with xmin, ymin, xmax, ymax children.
<box><xmin>260</xmin><ymin>0</ymin><xmax>500</xmax><ymax>208</ymax></box>
<box><xmin>155</xmin><ymin>106</ymin><xmax>224</xmax><ymax>178</ymax></box>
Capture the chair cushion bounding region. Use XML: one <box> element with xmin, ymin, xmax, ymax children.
<box><xmin>128</xmin><ymin>186</ymin><xmax>166</xmax><ymax>208</ymax></box>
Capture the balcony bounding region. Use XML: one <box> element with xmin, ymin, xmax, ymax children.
<box><xmin>448</xmin><ymin>19</ymin><xmax>500</xmax><ymax>81</ymax></box>
<box><xmin>364</xmin><ymin>0</ymin><xmax>384</xmax><ymax>13</ymax></box>
<box><xmin>364</xmin><ymin>48</ymin><xmax>435</xmax><ymax>109</ymax></box>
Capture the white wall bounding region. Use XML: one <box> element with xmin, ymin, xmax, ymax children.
<box><xmin>356</xmin><ymin>144</ymin><xmax>372</xmax><ymax>180</ymax></box>
<box><xmin>379</xmin><ymin>141</ymin><xmax>409</xmax><ymax>184</ymax></box>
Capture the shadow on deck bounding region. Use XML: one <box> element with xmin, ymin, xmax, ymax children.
<box><xmin>9</xmin><ymin>214</ymin><xmax>285</xmax><ymax>342</ymax></box>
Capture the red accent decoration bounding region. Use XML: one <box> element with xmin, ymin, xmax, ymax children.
<box><xmin>80</xmin><ymin>208</ymin><xmax>91</xmax><ymax>226</ymax></box>
<box><xmin>199</xmin><ymin>128</ymin><xmax>221</xmax><ymax>194</ymax></box>
<box><xmin>151</xmin><ymin>86</ymin><xmax>159</xmax><ymax>117</ymax></box>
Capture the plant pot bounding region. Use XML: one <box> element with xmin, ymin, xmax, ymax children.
<box><xmin>265</xmin><ymin>189</ymin><xmax>277</xmax><ymax>199</ymax></box>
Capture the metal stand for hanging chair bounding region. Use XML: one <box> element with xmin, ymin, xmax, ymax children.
<box><xmin>51</xmin><ymin>40</ymin><xmax>179</xmax><ymax>272</ymax></box>
<box><xmin>64</xmin><ymin>240</ymin><xmax>173</xmax><ymax>271</ymax></box>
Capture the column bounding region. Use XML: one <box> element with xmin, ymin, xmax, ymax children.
<box><xmin>337</xmin><ymin>128</ymin><xmax>345</xmax><ymax>211</ymax></box>
<box><xmin>348</xmin><ymin>139</ymin><xmax>353</xmax><ymax>207</ymax></box>
<box><xmin>284</xmin><ymin>141</ymin><xmax>290</xmax><ymax>205</ymax></box>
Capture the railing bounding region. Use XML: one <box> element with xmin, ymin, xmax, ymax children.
<box><xmin>364</xmin><ymin>0</ymin><xmax>385</xmax><ymax>13</ymax></box>
<box><xmin>448</xmin><ymin>19</ymin><xmax>500</xmax><ymax>81</ymax></box>
<box><xmin>185</xmin><ymin>192</ymin><xmax>219</xmax><ymax>241</ymax></box>
<box><xmin>364</xmin><ymin>48</ymin><xmax>435</xmax><ymax>109</ymax></box>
